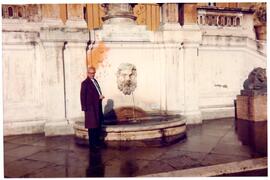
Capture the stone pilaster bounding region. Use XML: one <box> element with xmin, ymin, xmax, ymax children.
<box><xmin>182</xmin><ymin>42</ymin><xmax>202</xmax><ymax>124</ymax></box>
<box><xmin>41</xmin><ymin>41</ymin><xmax>72</xmax><ymax>136</ymax></box>
<box><xmin>40</xmin><ymin>11</ymin><xmax>89</xmax><ymax>135</ymax></box>
<box><xmin>163</xmin><ymin>43</ymin><xmax>184</xmax><ymax>115</ymax></box>
<box><xmin>63</xmin><ymin>41</ymin><xmax>88</xmax><ymax>128</ymax></box>
<box><xmin>41</xmin><ymin>4</ymin><xmax>64</xmax><ymax>27</ymax></box>
<box><xmin>65</xmin><ymin>4</ymin><xmax>87</xmax><ymax>28</ymax></box>
<box><xmin>161</xmin><ymin>3</ymin><xmax>181</xmax><ymax>30</ymax></box>
<box><xmin>162</xmin><ymin>3</ymin><xmax>179</xmax><ymax>23</ymax></box>
<box><xmin>183</xmin><ymin>3</ymin><xmax>198</xmax><ymax>28</ymax></box>
<box><xmin>180</xmin><ymin>23</ymin><xmax>203</xmax><ymax>124</ymax></box>
<box><xmin>160</xmin><ymin>4</ymin><xmax>202</xmax><ymax>123</ymax></box>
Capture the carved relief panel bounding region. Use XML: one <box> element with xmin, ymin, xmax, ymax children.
<box><xmin>134</xmin><ymin>4</ymin><xmax>146</xmax><ymax>24</ymax></box>
<box><xmin>134</xmin><ymin>4</ymin><xmax>160</xmax><ymax>31</ymax></box>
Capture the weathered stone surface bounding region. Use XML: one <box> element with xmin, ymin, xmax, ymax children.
<box><xmin>74</xmin><ymin>117</ymin><xmax>186</xmax><ymax>143</ymax></box>
<box><xmin>236</xmin><ymin>95</ymin><xmax>267</xmax><ymax>121</ymax></box>
<box><xmin>236</xmin><ymin>119</ymin><xmax>267</xmax><ymax>155</ymax></box>
<box><xmin>2</xmin><ymin>3</ymin><xmax>267</xmax><ymax>136</ymax></box>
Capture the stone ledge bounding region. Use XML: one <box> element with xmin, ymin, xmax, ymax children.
<box><xmin>3</xmin><ymin>120</ymin><xmax>45</xmax><ymax>136</ymax></box>
<box><xmin>241</xmin><ymin>89</ymin><xmax>267</xmax><ymax>96</ymax></box>
<box><xmin>45</xmin><ymin>121</ymin><xmax>74</xmax><ymax>136</ymax></box>
<box><xmin>142</xmin><ymin>157</ymin><xmax>267</xmax><ymax>177</ymax></box>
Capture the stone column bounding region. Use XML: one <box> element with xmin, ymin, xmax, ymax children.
<box><xmin>161</xmin><ymin>3</ymin><xmax>181</xmax><ymax>30</ymax></box>
<box><xmin>102</xmin><ymin>3</ymin><xmax>136</xmax><ymax>24</ymax></box>
<box><xmin>97</xmin><ymin>3</ymin><xmax>149</xmax><ymax>41</ymax></box>
<box><xmin>65</xmin><ymin>4</ymin><xmax>87</xmax><ymax>28</ymax></box>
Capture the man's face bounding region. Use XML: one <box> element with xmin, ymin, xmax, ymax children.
<box><xmin>88</xmin><ymin>69</ymin><xmax>96</xmax><ymax>79</ymax></box>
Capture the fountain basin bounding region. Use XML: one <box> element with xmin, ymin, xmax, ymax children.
<box><xmin>74</xmin><ymin>115</ymin><xmax>187</xmax><ymax>147</ymax></box>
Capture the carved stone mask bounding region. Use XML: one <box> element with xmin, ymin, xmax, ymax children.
<box><xmin>116</xmin><ymin>63</ymin><xmax>137</xmax><ymax>95</ymax></box>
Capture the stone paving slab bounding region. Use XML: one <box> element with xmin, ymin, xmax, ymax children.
<box><xmin>3</xmin><ymin>118</ymin><xmax>266</xmax><ymax>177</ymax></box>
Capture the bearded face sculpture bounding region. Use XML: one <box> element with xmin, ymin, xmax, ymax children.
<box><xmin>116</xmin><ymin>63</ymin><xmax>137</xmax><ymax>95</ymax></box>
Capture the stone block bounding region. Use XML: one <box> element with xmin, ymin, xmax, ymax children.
<box><xmin>236</xmin><ymin>95</ymin><xmax>267</xmax><ymax>121</ymax></box>
<box><xmin>236</xmin><ymin>94</ymin><xmax>267</xmax><ymax>155</ymax></box>
<box><xmin>236</xmin><ymin>119</ymin><xmax>267</xmax><ymax>155</ymax></box>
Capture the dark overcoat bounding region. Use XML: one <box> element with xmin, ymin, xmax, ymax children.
<box><xmin>80</xmin><ymin>77</ymin><xmax>103</xmax><ymax>129</ymax></box>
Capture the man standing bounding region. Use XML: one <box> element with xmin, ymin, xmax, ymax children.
<box><xmin>80</xmin><ymin>67</ymin><xmax>104</xmax><ymax>149</ymax></box>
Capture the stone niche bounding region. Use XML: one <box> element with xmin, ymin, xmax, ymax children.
<box><xmin>235</xmin><ymin>67</ymin><xmax>267</xmax><ymax>155</ymax></box>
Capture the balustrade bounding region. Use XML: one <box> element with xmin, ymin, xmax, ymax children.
<box><xmin>198</xmin><ymin>14</ymin><xmax>241</xmax><ymax>27</ymax></box>
<box><xmin>197</xmin><ymin>7</ymin><xmax>243</xmax><ymax>27</ymax></box>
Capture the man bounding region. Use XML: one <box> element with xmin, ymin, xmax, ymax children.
<box><xmin>80</xmin><ymin>67</ymin><xmax>105</xmax><ymax>149</ymax></box>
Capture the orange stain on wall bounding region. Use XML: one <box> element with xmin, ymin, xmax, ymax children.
<box><xmin>87</xmin><ymin>42</ymin><xmax>109</xmax><ymax>70</ymax></box>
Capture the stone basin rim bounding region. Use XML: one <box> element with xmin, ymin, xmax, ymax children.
<box><xmin>74</xmin><ymin>117</ymin><xmax>186</xmax><ymax>132</ymax></box>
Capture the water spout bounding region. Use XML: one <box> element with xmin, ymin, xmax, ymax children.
<box><xmin>131</xmin><ymin>92</ymin><xmax>136</xmax><ymax>121</ymax></box>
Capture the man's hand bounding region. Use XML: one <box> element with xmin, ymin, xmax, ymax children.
<box><xmin>100</xmin><ymin>95</ymin><xmax>105</xmax><ymax>99</ymax></box>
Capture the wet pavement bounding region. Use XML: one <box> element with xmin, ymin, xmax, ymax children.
<box><xmin>3</xmin><ymin>118</ymin><xmax>266</xmax><ymax>177</ymax></box>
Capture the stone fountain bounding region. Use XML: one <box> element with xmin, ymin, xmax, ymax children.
<box><xmin>74</xmin><ymin>4</ymin><xmax>187</xmax><ymax>147</ymax></box>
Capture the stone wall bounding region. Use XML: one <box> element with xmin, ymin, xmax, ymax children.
<box><xmin>2</xmin><ymin>16</ymin><xmax>89</xmax><ymax>136</ymax></box>
<box><xmin>2</xmin><ymin>4</ymin><xmax>267</xmax><ymax>136</ymax></box>
<box><xmin>3</xmin><ymin>18</ymin><xmax>44</xmax><ymax>135</ymax></box>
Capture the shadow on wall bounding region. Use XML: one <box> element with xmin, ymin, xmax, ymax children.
<box><xmin>103</xmin><ymin>99</ymin><xmax>147</xmax><ymax>124</ymax></box>
<box><xmin>104</xmin><ymin>99</ymin><xmax>117</xmax><ymax>121</ymax></box>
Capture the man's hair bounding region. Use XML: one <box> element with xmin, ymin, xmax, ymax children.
<box><xmin>88</xmin><ymin>66</ymin><xmax>96</xmax><ymax>72</ymax></box>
